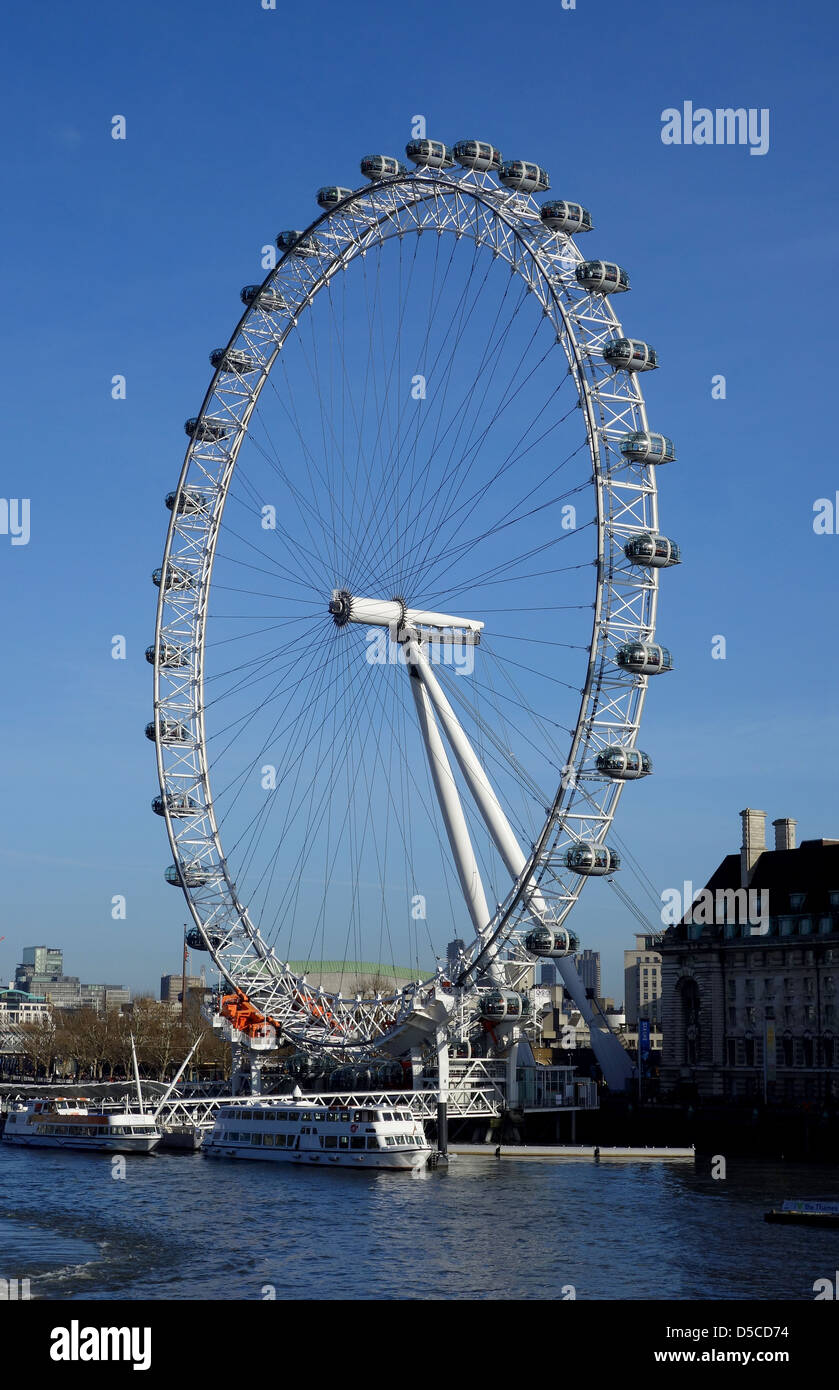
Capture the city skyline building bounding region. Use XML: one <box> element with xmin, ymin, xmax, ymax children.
<box><xmin>661</xmin><ymin>809</ymin><xmax>839</xmax><ymax>1102</ymax></box>
<box><xmin>13</xmin><ymin>945</ymin><xmax>130</xmax><ymax>1013</ymax></box>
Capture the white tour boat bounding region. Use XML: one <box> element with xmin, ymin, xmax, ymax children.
<box><xmin>2</xmin><ymin>1097</ymin><xmax>161</xmax><ymax>1153</ymax></box>
<box><xmin>203</xmin><ymin>1096</ymin><xmax>431</xmax><ymax>1171</ymax></box>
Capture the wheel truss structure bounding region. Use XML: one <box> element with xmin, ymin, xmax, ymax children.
<box><xmin>151</xmin><ymin>152</ymin><xmax>673</xmax><ymax>1078</ymax></box>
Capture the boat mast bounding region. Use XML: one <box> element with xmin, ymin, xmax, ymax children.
<box><xmin>130</xmin><ymin>1033</ymin><xmax>144</xmax><ymax>1114</ymax></box>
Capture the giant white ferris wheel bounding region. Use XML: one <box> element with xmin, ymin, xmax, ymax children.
<box><xmin>149</xmin><ymin>135</ymin><xmax>679</xmax><ymax>1091</ymax></box>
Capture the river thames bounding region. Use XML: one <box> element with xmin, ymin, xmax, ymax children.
<box><xmin>1</xmin><ymin>1145</ymin><xmax>836</xmax><ymax>1300</ymax></box>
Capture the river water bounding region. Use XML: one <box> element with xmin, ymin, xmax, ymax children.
<box><xmin>1</xmin><ymin>1145</ymin><xmax>836</xmax><ymax>1300</ymax></box>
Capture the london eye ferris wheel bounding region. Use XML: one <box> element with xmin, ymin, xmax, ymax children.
<box><xmin>149</xmin><ymin>135</ymin><xmax>679</xmax><ymax>1090</ymax></box>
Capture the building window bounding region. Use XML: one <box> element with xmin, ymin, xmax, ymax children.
<box><xmin>726</xmin><ymin>1038</ymin><xmax>736</xmax><ymax>1066</ymax></box>
<box><xmin>727</xmin><ymin>980</ymin><xmax>737</xmax><ymax>1000</ymax></box>
<box><xmin>790</xmin><ymin>894</ymin><xmax>806</xmax><ymax>910</ymax></box>
<box><xmin>728</xmin><ymin>1007</ymin><xmax>737</xmax><ymax>1027</ymax></box>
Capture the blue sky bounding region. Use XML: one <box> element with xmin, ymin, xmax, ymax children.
<box><xmin>0</xmin><ymin>0</ymin><xmax>836</xmax><ymax>1001</ymax></box>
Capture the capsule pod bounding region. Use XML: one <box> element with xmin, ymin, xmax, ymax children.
<box><xmin>603</xmin><ymin>338</ymin><xmax>659</xmax><ymax>372</ymax></box>
<box><xmin>165</xmin><ymin>487</ymin><xmax>209</xmax><ymax>515</ymax></box>
<box><xmin>564</xmin><ymin>843</ymin><xmax>620</xmax><ymax>876</ymax></box>
<box><xmin>275</xmin><ymin>229</ymin><xmax>322</xmax><ymax>258</ymax></box>
<box><xmin>623</xmin><ymin>532</ymin><xmax>681</xmax><ymax>568</ymax></box>
<box><xmin>360</xmin><ymin>154</ymin><xmax>406</xmax><ymax>181</ymax></box>
<box><xmin>146</xmin><ymin>642</ymin><xmax>189</xmax><ymax>668</ymax></box>
<box><xmin>452</xmin><ymin>139</ymin><xmax>503</xmax><ymax>172</ymax></box>
<box><xmin>615</xmin><ymin>641</ymin><xmax>673</xmax><ymax>675</ymax></box>
<box><xmin>575</xmin><ymin>260</ymin><xmax>629</xmax><ymax>294</ymax></box>
<box><xmin>524</xmin><ymin>925</ymin><xmax>579</xmax><ymax>958</ymax></box>
<box><xmin>210</xmin><ymin>347</ymin><xmax>258</xmax><ymax>374</ymax></box>
<box><xmin>316</xmin><ymin>186</ymin><xmax>353</xmax><ymax>209</ymax></box>
<box><xmin>152</xmin><ymin>792</ymin><xmax>198</xmax><ymax>818</ymax></box>
<box><xmin>184</xmin><ymin>417</ymin><xmax>233</xmax><ymax>443</ymax></box>
<box><xmin>145</xmin><ymin>719</ymin><xmax>189</xmax><ymax>744</ymax></box>
<box><xmin>480</xmin><ymin>988</ymin><xmax>523</xmax><ymax>1023</ymax></box>
<box><xmin>165</xmin><ymin>865</ymin><xmax>213</xmax><ymax>889</ymax></box>
<box><xmin>498</xmin><ymin>159</ymin><xmax>550</xmax><ymax>193</ymax></box>
<box><xmin>619</xmin><ymin>432</ymin><xmax>675</xmax><ymax>466</ymax></box>
<box><xmin>540</xmin><ymin>200</ymin><xmax>592</xmax><ymax>234</ymax></box>
<box><xmin>185</xmin><ymin>926</ymin><xmax>220</xmax><ymax>950</ymax></box>
<box><xmin>595</xmin><ymin>746</ymin><xmax>653</xmax><ymax>779</ymax></box>
<box><xmin>152</xmin><ymin>564</ymin><xmax>193</xmax><ymax>591</ymax></box>
<box><xmin>240</xmin><ymin>285</ymin><xmax>290</xmax><ymax>312</ymax></box>
<box><xmin>405</xmin><ymin>138</ymin><xmax>455</xmax><ymax>169</ymax></box>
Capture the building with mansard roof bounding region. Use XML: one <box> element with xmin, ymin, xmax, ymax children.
<box><xmin>660</xmin><ymin>809</ymin><xmax>839</xmax><ymax>1103</ymax></box>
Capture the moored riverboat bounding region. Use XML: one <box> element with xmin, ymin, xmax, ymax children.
<box><xmin>203</xmin><ymin>1097</ymin><xmax>431</xmax><ymax>1170</ymax></box>
<box><xmin>2</xmin><ymin>1098</ymin><xmax>160</xmax><ymax>1153</ymax></box>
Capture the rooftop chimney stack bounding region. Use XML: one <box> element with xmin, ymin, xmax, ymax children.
<box><xmin>739</xmin><ymin>808</ymin><xmax>766</xmax><ymax>886</ymax></box>
<box><xmin>772</xmin><ymin>817</ymin><xmax>797</xmax><ymax>852</ymax></box>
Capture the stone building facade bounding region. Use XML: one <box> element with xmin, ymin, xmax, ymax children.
<box><xmin>661</xmin><ymin>810</ymin><xmax>839</xmax><ymax>1103</ymax></box>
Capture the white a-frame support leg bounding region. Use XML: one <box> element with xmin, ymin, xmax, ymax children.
<box><xmin>408</xmin><ymin>667</ymin><xmax>504</xmax><ymax>985</ymax></box>
<box><xmin>404</xmin><ymin>634</ymin><xmax>633</xmax><ymax>1092</ymax></box>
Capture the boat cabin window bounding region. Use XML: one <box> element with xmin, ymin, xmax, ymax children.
<box><xmin>350</xmin><ymin>1137</ymin><xmax>365</xmax><ymax>1150</ymax></box>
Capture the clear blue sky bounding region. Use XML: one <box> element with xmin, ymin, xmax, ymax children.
<box><xmin>0</xmin><ymin>0</ymin><xmax>836</xmax><ymax>1001</ymax></box>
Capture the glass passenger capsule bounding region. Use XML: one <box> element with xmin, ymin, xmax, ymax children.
<box><xmin>480</xmin><ymin>988</ymin><xmax>523</xmax><ymax>1022</ymax></box>
<box><xmin>452</xmin><ymin>140</ymin><xmax>503</xmax><ymax>172</ymax></box>
<box><xmin>615</xmin><ymin>641</ymin><xmax>674</xmax><ymax>675</ymax></box>
<box><xmin>575</xmin><ymin>260</ymin><xmax>629</xmax><ymax>294</ymax></box>
<box><xmin>603</xmin><ymin>338</ymin><xmax>659</xmax><ymax>372</ymax></box>
<box><xmin>184</xmin><ymin>926</ymin><xmax>221</xmax><ymax>950</ymax></box>
<box><xmin>145</xmin><ymin>719</ymin><xmax>189</xmax><ymax>744</ymax></box>
<box><xmin>595</xmin><ymin>746</ymin><xmax>653</xmax><ymax>780</ymax></box>
<box><xmin>146</xmin><ymin>642</ymin><xmax>189</xmax><ymax>668</ymax></box>
<box><xmin>540</xmin><ymin>200</ymin><xmax>593</xmax><ymax>234</ymax></box>
<box><xmin>619</xmin><ymin>431</ymin><xmax>676</xmax><ymax>465</ymax></box>
<box><xmin>623</xmin><ymin>533</ymin><xmax>681</xmax><ymax>568</ymax></box>
<box><xmin>316</xmin><ymin>186</ymin><xmax>353</xmax><ymax>209</ymax></box>
<box><xmin>152</xmin><ymin>792</ymin><xmax>198</xmax><ymax>818</ymax></box>
<box><xmin>209</xmin><ymin>347</ymin><xmax>258</xmax><ymax>374</ymax></box>
<box><xmin>524</xmin><ymin>925</ymin><xmax>579</xmax><ymax>958</ymax></box>
<box><xmin>165</xmin><ymin>487</ymin><xmax>209</xmax><ymax>515</ymax></box>
<box><xmin>184</xmin><ymin>417</ymin><xmax>233</xmax><ymax>443</ymax></box>
<box><xmin>152</xmin><ymin>564</ymin><xmax>193</xmax><ymax>591</ymax></box>
<box><xmin>498</xmin><ymin>160</ymin><xmax>550</xmax><ymax>193</ymax></box>
<box><xmin>405</xmin><ymin>138</ymin><xmax>455</xmax><ymax>169</ymax></box>
<box><xmin>165</xmin><ymin>864</ymin><xmax>213</xmax><ymax>889</ymax></box>
<box><xmin>275</xmin><ymin>229</ymin><xmax>322</xmax><ymax>257</ymax></box>
<box><xmin>240</xmin><ymin>285</ymin><xmax>290</xmax><ymax>312</ymax></box>
<box><xmin>564</xmin><ymin>843</ymin><xmax>620</xmax><ymax>876</ymax></box>
<box><xmin>360</xmin><ymin>154</ymin><xmax>407</xmax><ymax>181</ymax></box>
